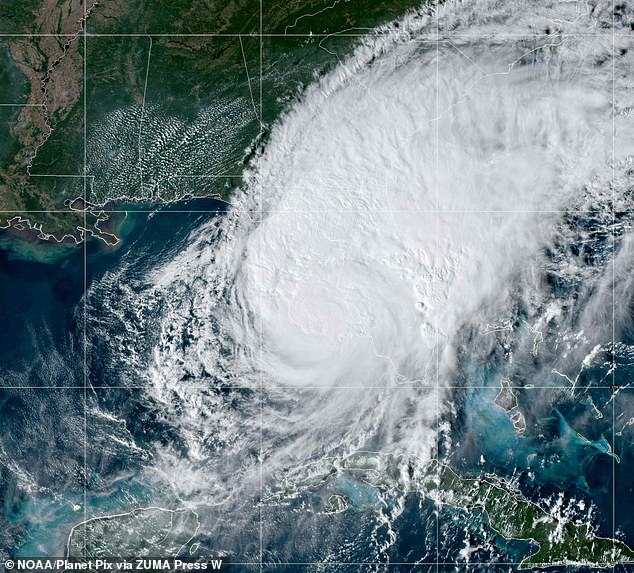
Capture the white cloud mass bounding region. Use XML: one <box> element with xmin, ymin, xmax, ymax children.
<box><xmin>109</xmin><ymin>0</ymin><xmax>634</xmax><ymax>510</ymax></box>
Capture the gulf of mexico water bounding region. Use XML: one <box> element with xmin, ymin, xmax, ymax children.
<box><xmin>0</xmin><ymin>198</ymin><xmax>633</xmax><ymax>570</ymax></box>
<box><xmin>0</xmin><ymin>200</ymin><xmax>224</xmax><ymax>558</ymax></box>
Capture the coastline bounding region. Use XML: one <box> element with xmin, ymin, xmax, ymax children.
<box><xmin>0</xmin><ymin>196</ymin><xmax>228</xmax><ymax>264</ymax></box>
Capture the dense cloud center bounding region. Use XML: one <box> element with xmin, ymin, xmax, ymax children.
<box><xmin>233</xmin><ymin>40</ymin><xmax>610</xmax><ymax>391</ymax></box>
<box><xmin>143</xmin><ymin>0</ymin><xmax>625</xmax><ymax>497</ymax></box>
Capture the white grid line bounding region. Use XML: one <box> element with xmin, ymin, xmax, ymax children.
<box><xmin>435</xmin><ymin>0</ymin><xmax>441</xmax><ymax>569</ymax></box>
<box><xmin>259</xmin><ymin>1</ymin><xmax>264</xmax><ymax>570</ymax></box>
<box><xmin>0</xmin><ymin>385</ymin><xmax>625</xmax><ymax>390</ymax></box>
<box><xmin>26</xmin><ymin>174</ymin><xmax>241</xmax><ymax>178</ymax></box>
<box><xmin>240</xmin><ymin>34</ymin><xmax>263</xmax><ymax>129</ymax></box>
<box><xmin>138</xmin><ymin>35</ymin><xmax>153</xmax><ymax>195</ymax></box>
<box><xmin>611</xmin><ymin>0</ymin><xmax>617</xmax><ymax>566</ymax></box>
<box><xmin>0</xmin><ymin>209</ymin><xmax>626</xmax><ymax>213</ymax></box>
<box><xmin>82</xmin><ymin>2</ymin><xmax>88</xmax><ymax>559</ymax></box>
<box><xmin>204</xmin><ymin>561</ymin><xmax>628</xmax><ymax>564</ymax></box>
<box><xmin>0</xmin><ymin>32</ymin><xmax>632</xmax><ymax>37</ymax></box>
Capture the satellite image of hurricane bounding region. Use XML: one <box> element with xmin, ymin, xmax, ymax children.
<box><xmin>1</xmin><ymin>0</ymin><xmax>634</xmax><ymax>571</ymax></box>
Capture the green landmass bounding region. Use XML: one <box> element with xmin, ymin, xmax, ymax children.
<box><xmin>67</xmin><ymin>507</ymin><xmax>199</xmax><ymax>559</ymax></box>
<box><xmin>0</xmin><ymin>0</ymin><xmax>423</xmax><ymax>244</ymax></box>
<box><xmin>427</xmin><ymin>461</ymin><xmax>634</xmax><ymax>569</ymax></box>
<box><xmin>267</xmin><ymin>451</ymin><xmax>634</xmax><ymax>569</ymax></box>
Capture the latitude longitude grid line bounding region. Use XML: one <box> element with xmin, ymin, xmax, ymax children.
<box><xmin>0</xmin><ymin>31</ymin><xmax>631</xmax><ymax>37</ymax></box>
<box><xmin>435</xmin><ymin>0</ymin><xmax>440</xmax><ymax>569</ymax></box>
<box><xmin>160</xmin><ymin>563</ymin><xmax>634</xmax><ymax>566</ymax></box>
<box><xmin>0</xmin><ymin>385</ymin><xmax>627</xmax><ymax>390</ymax></box>
<box><xmin>175</xmin><ymin>562</ymin><xmax>634</xmax><ymax>567</ymax></box>
<box><xmin>612</xmin><ymin>0</ymin><xmax>617</xmax><ymax>566</ymax></box>
<box><xmin>82</xmin><ymin>5</ymin><xmax>88</xmax><ymax>561</ymax></box>
<box><xmin>0</xmin><ymin>209</ymin><xmax>628</xmax><ymax>213</ymax></box>
<box><xmin>177</xmin><ymin>561</ymin><xmax>632</xmax><ymax>565</ymax></box>
<box><xmin>259</xmin><ymin>0</ymin><xmax>264</xmax><ymax>571</ymax></box>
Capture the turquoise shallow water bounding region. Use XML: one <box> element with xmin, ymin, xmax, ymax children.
<box><xmin>10</xmin><ymin>478</ymin><xmax>150</xmax><ymax>558</ymax></box>
<box><xmin>0</xmin><ymin>200</ymin><xmax>223</xmax><ymax>558</ymax></box>
<box><xmin>1</xmin><ymin>198</ymin><xmax>633</xmax><ymax>568</ymax></box>
<box><xmin>464</xmin><ymin>383</ymin><xmax>615</xmax><ymax>488</ymax></box>
<box><xmin>0</xmin><ymin>238</ymin><xmax>83</xmax><ymax>381</ymax></box>
<box><xmin>451</xmin><ymin>370</ymin><xmax>618</xmax><ymax>540</ymax></box>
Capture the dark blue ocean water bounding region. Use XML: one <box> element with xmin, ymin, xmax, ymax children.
<box><xmin>0</xmin><ymin>200</ymin><xmax>223</xmax><ymax>558</ymax></box>
<box><xmin>0</xmin><ymin>239</ymin><xmax>83</xmax><ymax>384</ymax></box>
<box><xmin>0</xmin><ymin>199</ymin><xmax>633</xmax><ymax>570</ymax></box>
